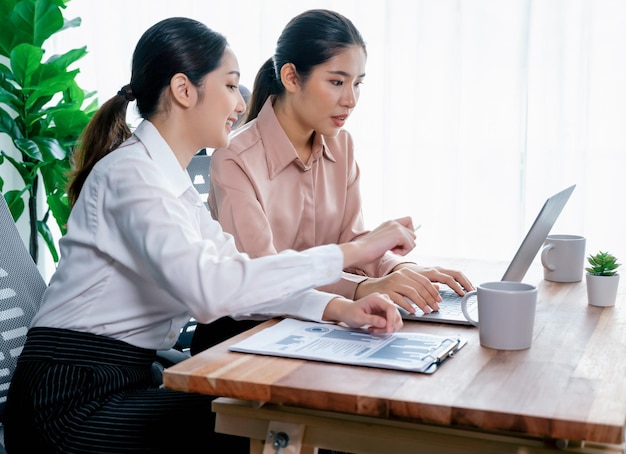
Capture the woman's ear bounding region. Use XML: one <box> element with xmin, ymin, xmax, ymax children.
<box><xmin>279</xmin><ymin>63</ymin><xmax>299</xmax><ymax>93</ymax></box>
<box><xmin>170</xmin><ymin>73</ymin><xmax>195</xmax><ymax>107</ymax></box>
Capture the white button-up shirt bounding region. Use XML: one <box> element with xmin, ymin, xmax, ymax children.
<box><xmin>32</xmin><ymin>120</ymin><xmax>343</xmax><ymax>350</ymax></box>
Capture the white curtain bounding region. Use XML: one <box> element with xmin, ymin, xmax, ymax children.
<box><xmin>45</xmin><ymin>0</ymin><xmax>625</xmax><ymax>268</ymax></box>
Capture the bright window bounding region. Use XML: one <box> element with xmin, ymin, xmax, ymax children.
<box><xmin>39</xmin><ymin>0</ymin><xmax>626</xmax><ymax>269</ymax></box>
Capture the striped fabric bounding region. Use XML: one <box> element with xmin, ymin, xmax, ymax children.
<box><xmin>4</xmin><ymin>327</ymin><xmax>249</xmax><ymax>453</ymax></box>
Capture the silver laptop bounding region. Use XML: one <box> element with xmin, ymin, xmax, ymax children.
<box><xmin>399</xmin><ymin>184</ymin><xmax>576</xmax><ymax>325</ymax></box>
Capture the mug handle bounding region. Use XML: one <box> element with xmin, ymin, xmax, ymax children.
<box><xmin>541</xmin><ymin>243</ymin><xmax>556</xmax><ymax>271</ymax></box>
<box><xmin>461</xmin><ymin>290</ymin><xmax>479</xmax><ymax>326</ymax></box>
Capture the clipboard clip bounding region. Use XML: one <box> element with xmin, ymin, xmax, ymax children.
<box><xmin>431</xmin><ymin>338</ymin><xmax>463</xmax><ymax>363</ymax></box>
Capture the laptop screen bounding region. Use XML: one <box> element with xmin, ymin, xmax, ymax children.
<box><xmin>501</xmin><ymin>185</ymin><xmax>576</xmax><ymax>282</ymax></box>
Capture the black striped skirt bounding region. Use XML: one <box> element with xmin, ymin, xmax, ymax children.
<box><xmin>4</xmin><ymin>327</ymin><xmax>249</xmax><ymax>453</ymax></box>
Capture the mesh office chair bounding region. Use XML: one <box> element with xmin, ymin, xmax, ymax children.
<box><xmin>0</xmin><ymin>194</ymin><xmax>47</xmax><ymax>452</ymax></box>
<box><xmin>187</xmin><ymin>152</ymin><xmax>212</xmax><ymax>210</ymax></box>
<box><xmin>165</xmin><ymin>151</ymin><xmax>213</xmax><ymax>354</ymax></box>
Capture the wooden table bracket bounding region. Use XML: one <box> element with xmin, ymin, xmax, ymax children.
<box><xmin>262</xmin><ymin>420</ymin><xmax>305</xmax><ymax>454</ymax></box>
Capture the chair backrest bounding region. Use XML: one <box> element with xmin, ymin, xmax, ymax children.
<box><xmin>187</xmin><ymin>153</ymin><xmax>212</xmax><ymax>209</ymax></box>
<box><xmin>0</xmin><ymin>194</ymin><xmax>46</xmax><ymax>420</ymax></box>
<box><xmin>179</xmin><ymin>154</ymin><xmax>212</xmax><ymax>352</ymax></box>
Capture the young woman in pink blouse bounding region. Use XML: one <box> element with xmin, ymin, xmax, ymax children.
<box><xmin>191</xmin><ymin>9</ymin><xmax>474</xmax><ymax>353</ymax></box>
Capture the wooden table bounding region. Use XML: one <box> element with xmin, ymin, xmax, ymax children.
<box><xmin>163</xmin><ymin>258</ymin><xmax>626</xmax><ymax>453</ymax></box>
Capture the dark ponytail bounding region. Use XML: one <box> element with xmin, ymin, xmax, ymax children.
<box><xmin>245</xmin><ymin>9</ymin><xmax>366</xmax><ymax>124</ymax></box>
<box><xmin>68</xmin><ymin>93</ymin><xmax>132</xmax><ymax>206</ymax></box>
<box><xmin>68</xmin><ymin>17</ymin><xmax>228</xmax><ymax>206</ymax></box>
<box><xmin>245</xmin><ymin>58</ymin><xmax>282</xmax><ymax>122</ymax></box>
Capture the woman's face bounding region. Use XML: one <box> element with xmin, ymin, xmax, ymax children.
<box><xmin>192</xmin><ymin>46</ymin><xmax>246</xmax><ymax>149</ymax></box>
<box><xmin>292</xmin><ymin>45</ymin><xmax>366</xmax><ymax>137</ymax></box>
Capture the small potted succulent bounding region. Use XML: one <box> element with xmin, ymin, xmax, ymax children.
<box><xmin>585</xmin><ymin>251</ymin><xmax>621</xmax><ymax>307</ymax></box>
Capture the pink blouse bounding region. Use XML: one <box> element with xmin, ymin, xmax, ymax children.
<box><xmin>208</xmin><ymin>97</ymin><xmax>408</xmax><ymax>299</ymax></box>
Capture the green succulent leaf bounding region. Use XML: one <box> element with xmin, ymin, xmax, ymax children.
<box><xmin>586</xmin><ymin>251</ymin><xmax>621</xmax><ymax>276</ymax></box>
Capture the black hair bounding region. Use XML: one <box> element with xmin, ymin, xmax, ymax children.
<box><xmin>69</xmin><ymin>17</ymin><xmax>228</xmax><ymax>206</ymax></box>
<box><xmin>245</xmin><ymin>9</ymin><xmax>366</xmax><ymax>122</ymax></box>
<box><xmin>131</xmin><ymin>17</ymin><xmax>228</xmax><ymax>118</ymax></box>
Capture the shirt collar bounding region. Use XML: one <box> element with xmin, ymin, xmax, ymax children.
<box><xmin>133</xmin><ymin>120</ymin><xmax>193</xmax><ymax>198</ymax></box>
<box><xmin>256</xmin><ymin>97</ymin><xmax>337</xmax><ymax>179</ymax></box>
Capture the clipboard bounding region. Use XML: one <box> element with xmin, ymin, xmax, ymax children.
<box><xmin>229</xmin><ymin>318</ymin><xmax>467</xmax><ymax>374</ymax></box>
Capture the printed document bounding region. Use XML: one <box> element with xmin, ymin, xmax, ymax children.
<box><xmin>229</xmin><ymin>318</ymin><xmax>466</xmax><ymax>374</ymax></box>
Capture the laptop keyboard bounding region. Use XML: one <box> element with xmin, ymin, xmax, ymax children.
<box><xmin>437</xmin><ymin>287</ymin><xmax>468</xmax><ymax>316</ymax></box>
<box><xmin>398</xmin><ymin>285</ymin><xmax>477</xmax><ymax>324</ymax></box>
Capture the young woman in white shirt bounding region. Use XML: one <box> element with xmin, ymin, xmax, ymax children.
<box><xmin>3</xmin><ymin>16</ymin><xmax>417</xmax><ymax>453</ymax></box>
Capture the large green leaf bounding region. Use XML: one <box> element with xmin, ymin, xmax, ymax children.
<box><xmin>10</xmin><ymin>43</ymin><xmax>43</xmax><ymax>87</ymax></box>
<box><xmin>14</xmin><ymin>137</ymin><xmax>43</xmax><ymax>161</ymax></box>
<box><xmin>15</xmin><ymin>136</ymin><xmax>66</xmax><ymax>162</ymax></box>
<box><xmin>24</xmin><ymin>68</ymin><xmax>79</xmax><ymax>111</ymax></box>
<box><xmin>41</xmin><ymin>158</ymin><xmax>70</xmax><ymax>191</ymax></box>
<box><xmin>45</xmin><ymin>187</ymin><xmax>70</xmax><ymax>234</ymax></box>
<box><xmin>0</xmin><ymin>0</ymin><xmax>18</xmax><ymax>17</ymax></box>
<box><xmin>0</xmin><ymin>151</ymin><xmax>32</xmax><ymax>183</ymax></box>
<box><xmin>37</xmin><ymin>219</ymin><xmax>59</xmax><ymax>260</ymax></box>
<box><xmin>0</xmin><ymin>107</ymin><xmax>24</xmax><ymax>139</ymax></box>
<box><xmin>11</xmin><ymin>0</ymin><xmax>64</xmax><ymax>48</ymax></box>
<box><xmin>0</xmin><ymin>63</ymin><xmax>18</xmax><ymax>84</ymax></box>
<box><xmin>51</xmin><ymin>108</ymin><xmax>90</xmax><ymax>139</ymax></box>
<box><xmin>0</xmin><ymin>0</ymin><xmax>20</xmax><ymax>56</ymax></box>
<box><xmin>4</xmin><ymin>189</ymin><xmax>26</xmax><ymax>221</ymax></box>
<box><xmin>64</xmin><ymin>79</ymin><xmax>85</xmax><ymax>107</ymax></box>
<box><xmin>25</xmin><ymin>98</ymin><xmax>77</xmax><ymax>128</ymax></box>
<box><xmin>47</xmin><ymin>46</ymin><xmax>87</xmax><ymax>71</ymax></box>
<box><xmin>35</xmin><ymin>136</ymin><xmax>67</xmax><ymax>161</ymax></box>
<box><xmin>0</xmin><ymin>85</ymin><xmax>22</xmax><ymax>110</ymax></box>
<box><xmin>38</xmin><ymin>219</ymin><xmax>59</xmax><ymax>261</ymax></box>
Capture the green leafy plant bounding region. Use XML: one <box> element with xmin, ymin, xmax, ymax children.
<box><xmin>585</xmin><ymin>251</ymin><xmax>621</xmax><ymax>276</ymax></box>
<box><xmin>0</xmin><ymin>0</ymin><xmax>97</xmax><ymax>263</ymax></box>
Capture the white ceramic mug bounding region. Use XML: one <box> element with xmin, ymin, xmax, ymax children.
<box><xmin>541</xmin><ymin>234</ymin><xmax>586</xmax><ymax>283</ymax></box>
<box><xmin>461</xmin><ymin>281</ymin><xmax>538</xmax><ymax>350</ymax></box>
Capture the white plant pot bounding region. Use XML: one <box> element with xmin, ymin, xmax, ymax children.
<box><xmin>586</xmin><ymin>273</ymin><xmax>620</xmax><ymax>307</ymax></box>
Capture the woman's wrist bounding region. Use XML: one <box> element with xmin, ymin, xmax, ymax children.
<box><xmin>322</xmin><ymin>297</ymin><xmax>350</xmax><ymax>322</ymax></box>
<box><xmin>339</xmin><ymin>242</ymin><xmax>359</xmax><ymax>269</ymax></box>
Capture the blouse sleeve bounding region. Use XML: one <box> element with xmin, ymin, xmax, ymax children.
<box><xmin>101</xmin><ymin>156</ymin><xmax>343</xmax><ymax>323</ymax></box>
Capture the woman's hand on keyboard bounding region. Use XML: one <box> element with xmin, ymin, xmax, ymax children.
<box><xmin>355</xmin><ymin>267</ymin><xmax>443</xmax><ymax>314</ymax></box>
<box><xmin>400</xmin><ymin>264</ymin><xmax>475</xmax><ymax>297</ymax></box>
